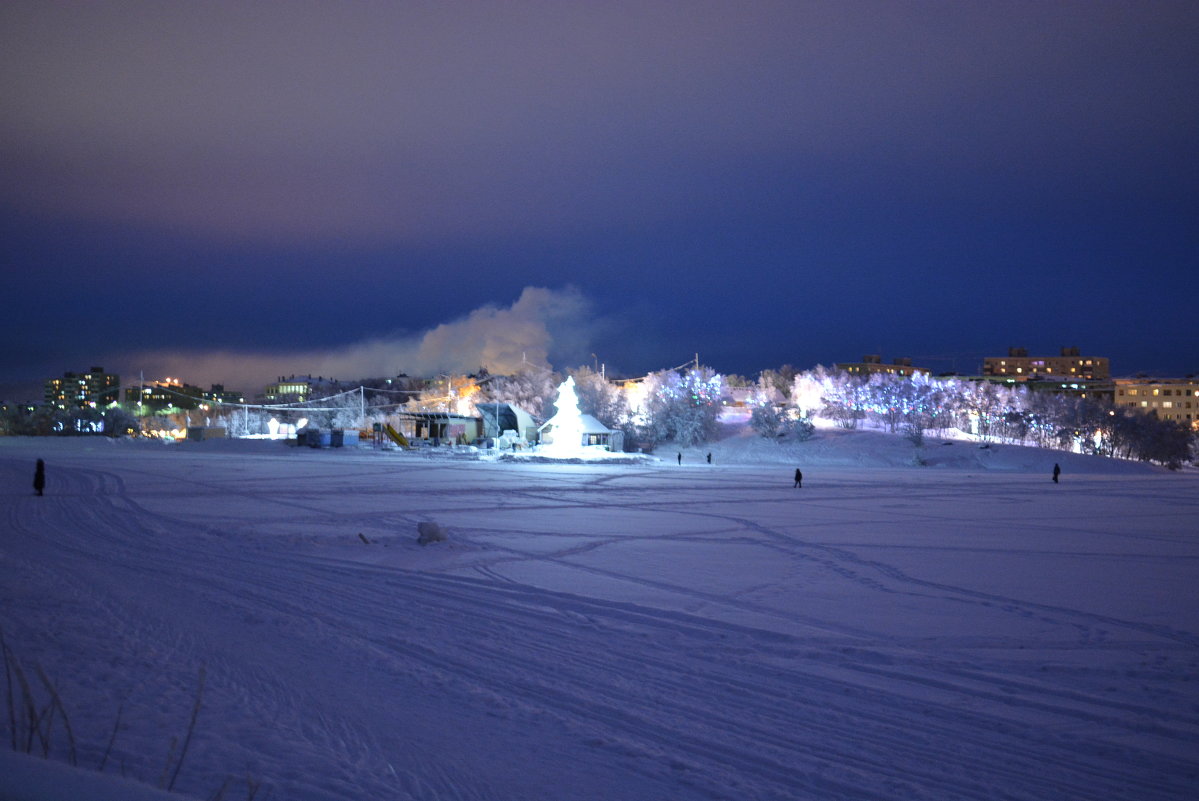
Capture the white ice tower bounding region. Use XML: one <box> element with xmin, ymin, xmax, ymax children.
<box><xmin>540</xmin><ymin>376</ymin><xmax>587</xmax><ymax>457</ymax></box>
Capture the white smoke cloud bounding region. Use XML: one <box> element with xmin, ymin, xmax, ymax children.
<box><xmin>115</xmin><ymin>286</ymin><xmax>594</xmax><ymax>390</ymax></box>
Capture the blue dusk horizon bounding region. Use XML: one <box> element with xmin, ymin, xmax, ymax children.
<box><xmin>2</xmin><ymin>2</ymin><xmax>1196</xmax><ymax>397</ymax></box>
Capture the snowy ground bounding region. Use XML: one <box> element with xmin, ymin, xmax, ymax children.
<box><xmin>1</xmin><ymin>430</ymin><xmax>1197</xmax><ymax>800</ymax></box>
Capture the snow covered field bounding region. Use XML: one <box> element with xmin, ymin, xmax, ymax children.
<box><xmin>2</xmin><ymin>431</ymin><xmax>1197</xmax><ymax>800</ymax></box>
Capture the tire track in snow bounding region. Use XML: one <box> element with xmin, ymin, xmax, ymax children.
<box><xmin>237</xmin><ymin>556</ymin><xmax>1199</xmax><ymax>801</ymax></box>
<box><xmin>5</xmin><ymin>452</ymin><xmax>1196</xmax><ymax>800</ymax></box>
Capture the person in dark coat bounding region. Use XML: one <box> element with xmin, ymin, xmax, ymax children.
<box><xmin>706</xmin><ymin>452</ymin><xmax>712</xmax><ymax>464</ymax></box>
<box><xmin>793</xmin><ymin>468</ymin><xmax>803</xmax><ymax>488</ymax></box>
<box><xmin>1052</xmin><ymin>463</ymin><xmax>1061</xmax><ymax>483</ymax></box>
<box><xmin>33</xmin><ymin>459</ymin><xmax>45</xmax><ymax>496</ymax></box>
<box><xmin>677</xmin><ymin>452</ymin><xmax>682</xmax><ymax>465</ymax></box>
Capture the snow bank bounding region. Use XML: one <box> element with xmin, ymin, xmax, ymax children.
<box><xmin>674</xmin><ymin>423</ymin><xmax>1162</xmax><ymax>474</ymax></box>
<box><xmin>0</xmin><ymin>750</ymin><xmax>198</xmax><ymax>801</ymax></box>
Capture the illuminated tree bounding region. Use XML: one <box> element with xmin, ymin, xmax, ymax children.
<box><xmin>791</xmin><ymin>365</ymin><xmax>835</xmax><ymax>419</ymax></box>
<box><xmin>957</xmin><ymin>381</ymin><xmax>1012</xmax><ymax>442</ymax></box>
<box><xmin>750</xmin><ymin>403</ymin><xmax>782</xmax><ymax>438</ymax></box>
<box><xmin>635</xmin><ymin>368</ymin><xmax>724</xmax><ymax>448</ymax></box>
<box><xmin>479</xmin><ymin>369</ymin><xmax>560</xmax><ymax>421</ymax></box>
<box><xmin>820</xmin><ymin>372</ymin><xmax>868</xmax><ymax>429</ymax></box>
<box><xmin>758</xmin><ymin>365</ymin><xmax>798</xmax><ymax>400</ymax></box>
<box><xmin>568</xmin><ymin>366</ymin><xmax>629</xmax><ymax>431</ymax></box>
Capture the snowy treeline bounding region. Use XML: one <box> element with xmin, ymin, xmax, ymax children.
<box><xmin>7</xmin><ymin>363</ymin><xmax>1194</xmax><ymax>467</ymax></box>
<box><xmin>788</xmin><ymin>367</ymin><xmax>1194</xmax><ymax>468</ymax></box>
<box><xmin>0</xmin><ymin>404</ymin><xmax>139</xmax><ymax>437</ymax></box>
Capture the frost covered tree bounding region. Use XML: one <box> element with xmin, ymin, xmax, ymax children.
<box><xmin>1021</xmin><ymin>388</ymin><xmax>1063</xmax><ymax>447</ymax></box>
<box><xmin>957</xmin><ymin>381</ymin><xmax>1013</xmax><ymax>442</ymax></box>
<box><xmin>758</xmin><ymin>365</ymin><xmax>798</xmax><ymax>400</ymax></box>
<box><xmin>865</xmin><ymin>373</ymin><xmax>907</xmax><ymax>433</ymax></box>
<box><xmin>103</xmin><ymin>406</ymin><xmax>140</xmax><ymax>437</ymax></box>
<box><xmin>634</xmin><ymin>368</ymin><xmax>724</xmax><ymax>448</ymax></box>
<box><xmin>783</xmin><ymin>363</ymin><xmax>1190</xmax><ymax>466</ymax></box>
<box><xmin>903</xmin><ymin>373</ymin><xmax>945</xmax><ymax>440</ymax></box>
<box><xmin>749</xmin><ymin>403</ymin><xmax>782</xmax><ymax>438</ymax></box>
<box><xmin>295</xmin><ymin>389</ymin><xmax>365</xmax><ymax>430</ymax></box>
<box><xmin>0</xmin><ymin>404</ymin><xmax>64</xmax><ymax>436</ymax></box>
<box><xmin>790</xmin><ymin>365</ymin><xmax>836</xmax><ymax>420</ymax></box>
<box><xmin>820</xmin><ymin>372</ymin><xmax>868</xmax><ymax>429</ymax></box>
<box><xmin>218</xmin><ymin>407</ymin><xmax>273</xmax><ymax>437</ymax></box>
<box><xmin>782</xmin><ymin>414</ymin><xmax>816</xmax><ymax>441</ymax></box>
<box><xmin>479</xmin><ymin>369</ymin><xmax>560</xmax><ymax>421</ymax></box>
<box><xmin>672</xmin><ymin>368</ymin><xmax>725</xmax><ymax>446</ymax></box>
<box><xmin>568</xmin><ymin>366</ymin><xmax>629</xmax><ymax>431</ymax></box>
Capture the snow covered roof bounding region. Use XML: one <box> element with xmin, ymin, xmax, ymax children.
<box><xmin>538</xmin><ymin>413</ymin><xmax>612</xmax><ymax>434</ymax></box>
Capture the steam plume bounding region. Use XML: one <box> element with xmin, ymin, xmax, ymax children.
<box><xmin>115</xmin><ymin>286</ymin><xmax>593</xmax><ymax>389</ymax></box>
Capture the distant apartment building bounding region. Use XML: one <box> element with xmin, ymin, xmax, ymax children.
<box><xmin>835</xmin><ymin>355</ymin><xmax>930</xmax><ymax>378</ymax></box>
<box><xmin>261</xmin><ymin>375</ymin><xmax>353</xmax><ymax>404</ymax></box>
<box><xmin>262</xmin><ymin>377</ymin><xmax>314</xmax><ymax>404</ymax></box>
<box><xmin>202</xmin><ymin>384</ymin><xmax>245</xmax><ymax>405</ymax></box>
<box><xmin>44</xmin><ymin>366</ymin><xmax>120</xmax><ymax>409</ymax></box>
<box><xmin>1113</xmin><ymin>378</ymin><xmax>1199</xmax><ymax>430</ymax></box>
<box><xmin>982</xmin><ymin>347</ymin><xmax>1110</xmax><ymax>381</ymax></box>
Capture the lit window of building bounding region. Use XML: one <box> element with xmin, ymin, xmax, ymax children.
<box><xmin>982</xmin><ymin>347</ymin><xmax>1109</xmax><ymax>381</ymax></box>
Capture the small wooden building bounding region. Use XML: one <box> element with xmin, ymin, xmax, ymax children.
<box><xmin>404</xmin><ymin>412</ymin><xmax>483</xmax><ymax>444</ymax></box>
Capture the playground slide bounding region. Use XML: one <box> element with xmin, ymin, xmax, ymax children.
<box><xmin>383</xmin><ymin>424</ymin><xmax>409</xmax><ymax>448</ymax></box>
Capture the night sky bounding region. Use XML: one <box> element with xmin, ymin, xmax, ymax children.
<box><xmin>2</xmin><ymin>2</ymin><xmax>1197</xmax><ymax>398</ymax></box>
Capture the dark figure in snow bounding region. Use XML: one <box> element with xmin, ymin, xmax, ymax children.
<box><xmin>33</xmin><ymin>459</ymin><xmax>45</xmax><ymax>496</ymax></box>
<box><xmin>706</xmin><ymin>452</ymin><xmax>712</xmax><ymax>464</ymax></box>
<box><xmin>677</xmin><ymin>452</ymin><xmax>682</xmax><ymax>465</ymax></box>
<box><xmin>793</xmin><ymin>468</ymin><xmax>803</xmax><ymax>488</ymax></box>
<box><xmin>1052</xmin><ymin>463</ymin><xmax>1061</xmax><ymax>484</ymax></box>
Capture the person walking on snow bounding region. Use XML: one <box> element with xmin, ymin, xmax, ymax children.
<box><xmin>1052</xmin><ymin>463</ymin><xmax>1061</xmax><ymax>484</ymax></box>
<box><xmin>33</xmin><ymin>459</ymin><xmax>45</xmax><ymax>497</ymax></box>
<box><xmin>793</xmin><ymin>468</ymin><xmax>803</xmax><ymax>488</ymax></box>
<box><xmin>706</xmin><ymin>452</ymin><xmax>712</xmax><ymax>464</ymax></box>
<box><xmin>677</xmin><ymin>452</ymin><xmax>682</xmax><ymax>465</ymax></box>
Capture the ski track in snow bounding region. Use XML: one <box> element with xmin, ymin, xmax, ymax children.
<box><xmin>1</xmin><ymin>440</ymin><xmax>1197</xmax><ymax>800</ymax></box>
